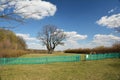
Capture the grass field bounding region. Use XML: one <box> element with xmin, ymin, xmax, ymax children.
<box><xmin>0</xmin><ymin>54</ymin><xmax>120</xmax><ymax>80</ymax></box>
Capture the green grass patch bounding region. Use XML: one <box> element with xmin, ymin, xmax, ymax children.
<box><xmin>0</xmin><ymin>58</ymin><xmax>120</xmax><ymax>80</ymax></box>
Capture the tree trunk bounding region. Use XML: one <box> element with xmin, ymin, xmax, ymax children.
<box><xmin>48</xmin><ymin>49</ymin><xmax>54</xmax><ymax>54</ymax></box>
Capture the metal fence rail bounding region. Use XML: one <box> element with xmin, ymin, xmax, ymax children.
<box><xmin>0</xmin><ymin>55</ymin><xmax>80</xmax><ymax>65</ymax></box>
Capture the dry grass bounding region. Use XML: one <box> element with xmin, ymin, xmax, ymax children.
<box><xmin>20</xmin><ymin>52</ymin><xmax>79</xmax><ymax>58</ymax></box>
<box><xmin>0</xmin><ymin>53</ymin><xmax>120</xmax><ymax>80</ymax></box>
<box><xmin>0</xmin><ymin>49</ymin><xmax>27</xmax><ymax>58</ymax></box>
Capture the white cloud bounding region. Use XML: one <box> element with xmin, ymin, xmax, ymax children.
<box><xmin>0</xmin><ymin>0</ymin><xmax>57</xmax><ymax>20</ymax></box>
<box><xmin>58</xmin><ymin>34</ymin><xmax>120</xmax><ymax>50</ymax></box>
<box><xmin>56</xmin><ymin>31</ymin><xmax>88</xmax><ymax>50</ymax></box>
<box><xmin>16</xmin><ymin>33</ymin><xmax>38</xmax><ymax>41</ymax></box>
<box><xmin>75</xmin><ymin>34</ymin><xmax>120</xmax><ymax>49</ymax></box>
<box><xmin>16</xmin><ymin>33</ymin><xmax>43</xmax><ymax>49</ymax></box>
<box><xmin>27</xmin><ymin>42</ymin><xmax>46</xmax><ymax>50</ymax></box>
<box><xmin>0</xmin><ymin>3</ymin><xmax>7</xmax><ymax>11</ymax></box>
<box><xmin>96</xmin><ymin>13</ymin><xmax>120</xmax><ymax>28</ymax></box>
<box><xmin>16</xmin><ymin>33</ymin><xmax>120</xmax><ymax>51</ymax></box>
<box><xmin>16</xmin><ymin>31</ymin><xmax>88</xmax><ymax>50</ymax></box>
<box><xmin>57</xmin><ymin>33</ymin><xmax>120</xmax><ymax>50</ymax></box>
<box><xmin>65</xmin><ymin>31</ymin><xmax>87</xmax><ymax>40</ymax></box>
<box><xmin>108</xmin><ymin>7</ymin><xmax>117</xmax><ymax>13</ymax></box>
<box><xmin>92</xmin><ymin>34</ymin><xmax>120</xmax><ymax>47</ymax></box>
<box><xmin>108</xmin><ymin>9</ymin><xmax>114</xmax><ymax>13</ymax></box>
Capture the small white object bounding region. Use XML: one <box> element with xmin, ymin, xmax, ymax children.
<box><xmin>86</xmin><ymin>55</ymin><xmax>88</xmax><ymax>58</ymax></box>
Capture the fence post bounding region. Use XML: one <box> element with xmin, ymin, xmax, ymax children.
<box><xmin>76</xmin><ymin>56</ymin><xmax>80</xmax><ymax>61</ymax></box>
<box><xmin>81</xmin><ymin>54</ymin><xmax>86</xmax><ymax>61</ymax></box>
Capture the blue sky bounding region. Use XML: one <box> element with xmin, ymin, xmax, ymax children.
<box><xmin>0</xmin><ymin>0</ymin><xmax>120</xmax><ymax>50</ymax></box>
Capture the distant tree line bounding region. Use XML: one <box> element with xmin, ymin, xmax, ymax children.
<box><xmin>64</xmin><ymin>43</ymin><xmax>120</xmax><ymax>54</ymax></box>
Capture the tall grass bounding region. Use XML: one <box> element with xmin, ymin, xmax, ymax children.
<box><xmin>0</xmin><ymin>49</ymin><xmax>28</xmax><ymax>58</ymax></box>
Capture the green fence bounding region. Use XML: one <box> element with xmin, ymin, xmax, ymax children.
<box><xmin>0</xmin><ymin>53</ymin><xmax>120</xmax><ymax>65</ymax></box>
<box><xmin>86</xmin><ymin>53</ymin><xmax>120</xmax><ymax>60</ymax></box>
<box><xmin>0</xmin><ymin>55</ymin><xmax>80</xmax><ymax>65</ymax></box>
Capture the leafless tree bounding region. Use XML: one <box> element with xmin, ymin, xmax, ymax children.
<box><xmin>37</xmin><ymin>25</ymin><xmax>66</xmax><ymax>54</ymax></box>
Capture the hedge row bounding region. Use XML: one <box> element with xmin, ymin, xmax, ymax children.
<box><xmin>64</xmin><ymin>43</ymin><xmax>120</xmax><ymax>54</ymax></box>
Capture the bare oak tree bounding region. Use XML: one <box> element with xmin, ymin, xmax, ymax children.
<box><xmin>37</xmin><ymin>25</ymin><xmax>66</xmax><ymax>54</ymax></box>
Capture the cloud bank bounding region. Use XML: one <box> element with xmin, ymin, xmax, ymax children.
<box><xmin>16</xmin><ymin>33</ymin><xmax>44</xmax><ymax>49</ymax></box>
<box><xmin>59</xmin><ymin>31</ymin><xmax>87</xmax><ymax>50</ymax></box>
<box><xmin>92</xmin><ymin>34</ymin><xmax>120</xmax><ymax>47</ymax></box>
<box><xmin>96</xmin><ymin>13</ymin><xmax>120</xmax><ymax>28</ymax></box>
<box><xmin>16</xmin><ymin>32</ymin><xmax>120</xmax><ymax>50</ymax></box>
<box><xmin>65</xmin><ymin>31</ymin><xmax>87</xmax><ymax>40</ymax></box>
<box><xmin>0</xmin><ymin>0</ymin><xmax>57</xmax><ymax>20</ymax></box>
<box><xmin>16</xmin><ymin>31</ymin><xmax>88</xmax><ymax>50</ymax></box>
<box><xmin>16</xmin><ymin>33</ymin><xmax>38</xmax><ymax>41</ymax></box>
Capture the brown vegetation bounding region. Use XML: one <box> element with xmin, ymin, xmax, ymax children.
<box><xmin>0</xmin><ymin>28</ymin><xmax>27</xmax><ymax>50</ymax></box>
<box><xmin>64</xmin><ymin>43</ymin><xmax>120</xmax><ymax>54</ymax></box>
<box><xmin>26</xmin><ymin>49</ymin><xmax>47</xmax><ymax>54</ymax></box>
<box><xmin>0</xmin><ymin>28</ymin><xmax>27</xmax><ymax>58</ymax></box>
<box><xmin>0</xmin><ymin>49</ymin><xmax>27</xmax><ymax>58</ymax></box>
